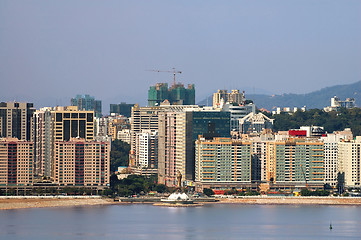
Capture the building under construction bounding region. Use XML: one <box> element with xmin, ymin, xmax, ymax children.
<box><xmin>148</xmin><ymin>83</ymin><xmax>195</xmax><ymax>106</ymax></box>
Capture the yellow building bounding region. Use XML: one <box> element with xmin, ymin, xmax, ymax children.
<box><xmin>52</xmin><ymin>106</ymin><xmax>95</xmax><ymax>142</ymax></box>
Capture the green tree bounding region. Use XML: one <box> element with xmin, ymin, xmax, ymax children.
<box><xmin>272</xmin><ymin>108</ymin><xmax>361</xmax><ymax>135</ymax></box>
<box><xmin>155</xmin><ymin>184</ymin><xmax>168</xmax><ymax>193</ymax></box>
<box><xmin>300</xmin><ymin>189</ymin><xmax>312</xmax><ymax>196</ymax></box>
<box><xmin>203</xmin><ymin>188</ymin><xmax>215</xmax><ymax>197</ymax></box>
<box><xmin>110</xmin><ymin>140</ymin><xmax>130</xmax><ymax>172</ymax></box>
<box><xmin>109</xmin><ymin>174</ymin><xmax>159</xmax><ymax>196</ymax></box>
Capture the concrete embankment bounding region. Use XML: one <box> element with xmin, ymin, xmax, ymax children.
<box><xmin>217</xmin><ymin>196</ymin><xmax>361</xmax><ymax>205</ymax></box>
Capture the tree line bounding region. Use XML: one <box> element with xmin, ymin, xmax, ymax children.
<box><xmin>265</xmin><ymin>108</ymin><xmax>361</xmax><ymax>136</ymax></box>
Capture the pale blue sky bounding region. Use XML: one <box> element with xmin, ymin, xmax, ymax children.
<box><xmin>1</xmin><ymin>1</ymin><xmax>360</xmax><ymax>112</ymax></box>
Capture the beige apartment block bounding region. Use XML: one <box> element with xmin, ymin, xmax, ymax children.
<box><xmin>33</xmin><ymin>106</ymin><xmax>95</xmax><ymax>178</ymax></box>
<box><xmin>54</xmin><ymin>138</ymin><xmax>110</xmax><ymax>187</ymax></box>
<box><xmin>52</xmin><ymin>106</ymin><xmax>95</xmax><ymax>142</ymax></box>
<box><xmin>0</xmin><ymin>138</ymin><xmax>33</xmax><ymax>186</ymax></box>
<box><xmin>213</xmin><ymin>89</ymin><xmax>245</xmax><ymax>108</ymax></box>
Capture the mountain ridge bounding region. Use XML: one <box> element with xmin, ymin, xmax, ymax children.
<box><xmin>198</xmin><ymin>81</ymin><xmax>361</xmax><ymax>111</ymax></box>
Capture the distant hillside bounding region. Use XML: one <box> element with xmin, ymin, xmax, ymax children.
<box><xmin>198</xmin><ymin>81</ymin><xmax>361</xmax><ymax>111</ymax></box>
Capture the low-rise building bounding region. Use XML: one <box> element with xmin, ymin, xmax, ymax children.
<box><xmin>240</xmin><ymin>112</ymin><xmax>274</xmax><ymax>134</ymax></box>
<box><xmin>117</xmin><ymin>129</ymin><xmax>131</xmax><ymax>144</ymax></box>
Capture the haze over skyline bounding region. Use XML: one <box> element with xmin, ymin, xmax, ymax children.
<box><xmin>1</xmin><ymin>1</ymin><xmax>360</xmax><ymax>112</ymax></box>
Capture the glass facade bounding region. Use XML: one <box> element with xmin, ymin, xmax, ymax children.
<box><xmin>191</xmin><ymin>111</ymin><xmax>230</xmax><ymax>141</ymax></box>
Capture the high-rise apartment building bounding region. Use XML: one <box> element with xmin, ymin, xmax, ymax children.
<box><xmin>135</xmin><ymin>130</ymin><xmax>158</xmax><ymax>169</ymax></box>
<box><xmin>0</xmin><ymin>102</ymin><xmax>35</xmax><ymax>141</ymax></box>
<box><xmin>148</xmin><ymin>83</ymin><xmax>195</xmax><ymax>106</ymax></box>
<box><xmin>338</xmin><ymin>137</ymin><xmax>361</xmax><ymax>188</ymax></box>
<box><xmin>213</xmin><ymin>89</ymin><xmax>245</xmax><ymax>108</ymax></box>
<box><xmin>266</xmin><ymin>140</ymin><xmax>324</xmax><ymax>185</ymax></box>
<box><xmin>158</xmin><ymin>108</ymin><xmax>231</xmax><ymax>186</ymax></box>
<box><xmin>53</xmin><ymin>138</ymin><xmax>110</xmax><ymax>187</ymax></box>
<box><xmin>33</xmin><ymin>106</ymin><xmax>95</xmax><ymax>178</ymax></box>
<box><xmin>195</xmin><ymin>137</ymin><xmax>252</xmax><ymax>184</ymax></box>
<box><xmin>321</xmin><ymin>133</ymin><xmax>352</xmax><ymax>187</ymax></box>
<box><xmin>0</xmin><ymin>138</ymin><xmax>33</xmax><ymax>186</ymax></box>
<box><xmin>71</xmin><ymin>94</ymin><xmax>102</xmax><ymax>117</ymax></box>
<box><xmin>53</xmin><ymin>106</ymin><xmax>95</xmax><ymax>142</ymax></box>
<box><xmin>130</xmin><ymin>105</ymin><xmax>163</xmax><ymax>167</ymax></box>
<box><xmin>130</xmin><ymin>104</ymin><xmax>199</xmax><ymax>168</ymax></box>
<box><xmin>33</xmin><ymin>108</ymin><xmax>53</xmax><ymax>176</ymax></box>
<box><xmin>158</xmin><ymin>111</ymin><xmax>194</xmax><ymax>186</ymax></box>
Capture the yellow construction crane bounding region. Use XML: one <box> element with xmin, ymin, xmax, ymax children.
<box><xmin>146</xmin><ymin>68</ymin><xmax>182</xmax><ymax>87</ymax></box>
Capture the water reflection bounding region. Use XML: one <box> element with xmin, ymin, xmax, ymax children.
<box><xmin>1</xmin><ymin>204</ymin><xmax>361</xmax><ymax>239</ymax></box>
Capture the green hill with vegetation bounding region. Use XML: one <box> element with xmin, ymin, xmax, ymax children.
<box><xmin>249</xmin><ymin>80</ymin><xmax>361</xmax><ymax>111</ymax></box>
<box><xmin>266</xmin><ymin>108</ymin><xmax>361</xmax><ymax>136</ymax></box>
<box><xmin>198</xmin><ymin>81</ymin><xmax>361</xmax><ymax>111</ymax></box>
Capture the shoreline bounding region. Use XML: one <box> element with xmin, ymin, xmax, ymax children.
<box><xmin>0</xmin><ymin>196</ymin><xmax>116</xmax><ymax>210</ymax></box>
<box><xmin>2</xmin><ymin>196</ymin><xmax>361</xmax><ymax>210</ymax></box>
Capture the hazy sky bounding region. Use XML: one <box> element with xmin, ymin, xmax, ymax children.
<box><xmin>1</xmin><ymin>1</ymin><xmax>360</xmax><ymax>112</ymax></box>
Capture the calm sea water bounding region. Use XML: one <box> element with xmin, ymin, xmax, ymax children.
<box><xmin>1</xmin><ymin>204</ymin><xmax>361</xmax><ymax>240</ymax></box>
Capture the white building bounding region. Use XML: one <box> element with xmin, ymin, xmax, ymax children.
<box><xmin>222</xmin><ymin>102</ymin><xmax>256</xmax><ymax>132</ymax></box>
<box><xmin>338</xmin><ymin>137</ymin><xmax>361</xmax><ymax>188</ymax></box>
<box><xmin>240</xmin><ymin>112</ymin><xmax>274</xmax><ymax>134</ymax></box>
<box><xmin>321</xmin><ymin>134</ymin><xmax>347</xmax><ymax>187</ymax></box>
<box><xmin>117</xmin><ymin>129</ymin><xmax>131</xmax><ymax>144</ymax></box>
<box><xmin>272</xmin><ymin>106</ymin><xmax>306</xmax><ymax>115</ymax></box>
<box><xmin>324</xmin><ymin>96</ymin><xmax>355</xmax><ymax>112</ymax></box>
<box><xmin>95</xmin><ymin>117</ymin><xmax>108</xmax><ymax>137</ymax></box>
<box><xmin>136</xmin><ymin>130</ymin><xmax>158</xmax><ymax>168</ymax></box>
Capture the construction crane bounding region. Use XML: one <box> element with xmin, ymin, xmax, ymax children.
<box><xmin>300</xmin><ymin>164</ymin><xmax>309</xmax><ymax>190</ymax></box>
<box><xmin>146</xmin><ymin>68</ymin><xmax>182</xmax><ymax>87</ymax></box>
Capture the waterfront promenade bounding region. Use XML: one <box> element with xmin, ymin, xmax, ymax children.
<box><xmin>2</xmin><ymin>196</ymin><xmax>361</xmax><ymax>210</ymax></box>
